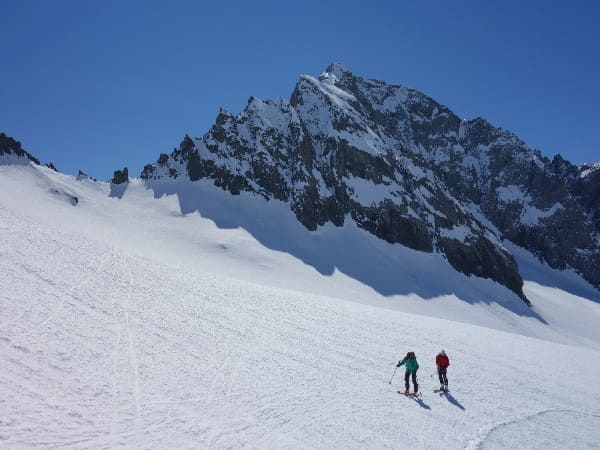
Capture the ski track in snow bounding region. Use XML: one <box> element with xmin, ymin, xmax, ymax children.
<box><xmin>465</xmin><ymin>409</ymin><xmax>600</xmax><ymax>450</ymax></box>
<box><xmin>2</xmin><ymin>167</ymin><xmax>600</xmax><ymax>448</ymax></box>
<box><xmin>121</xmin><ymin>250</ymin><xmax>142</xmax><ymax>442</ymax></box>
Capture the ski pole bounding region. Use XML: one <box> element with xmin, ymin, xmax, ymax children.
<box><xmin>388</xmin><ymin>366</ymin><xmax>398</xmax><ymax>384</ymax></box>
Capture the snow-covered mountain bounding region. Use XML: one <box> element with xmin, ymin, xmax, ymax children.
<box><xmin>137</xmin><ymin>63</ymin><xmax>600</xmax><ymax>304</ymax></box>
<box><xmin>2</xmin><ymin>140</ymin><xmax>600</xmax><ymax>449</ymax></box>
<box><xmin>2</xmin><ymin>64</ymin><xmax>600</xmax><ymax>448</ymax></box>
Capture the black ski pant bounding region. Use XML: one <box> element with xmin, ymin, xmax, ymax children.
<box><xmin>438</xmin><ymin>367</ymin><xmax>448</xmax><ymax>386</ymax></box>
<box><xmin>404</xmin><ymin>371</ymin><xmax>418</xmax><ymax>392</ymax></box>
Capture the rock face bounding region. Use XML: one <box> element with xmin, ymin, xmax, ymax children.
<box><xmin>111</xmin><ymin>167</ymin><xmax>129</xmax><ymax>184</ymax></box>
<box><xmin>139</xmin><ymin>63</ymin><xmax>599</xmax><ymax>302</ymax></box>
<box><xmin>0</xmin><ymin>132</ymin><xmax>40</xmax><ymax>164</ymax></box>
<box><xmin>76</xmin><ymin>170</ymin><xmax>97</xmax><ymax>182</ymax></box>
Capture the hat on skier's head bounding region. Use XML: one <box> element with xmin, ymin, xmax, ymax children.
<box><xmin>406</xmin><ymin>351</ymin><xmax>415</xmax><ymax>359</ymax></box>
<box><xmin>440</xmin><ymin>350</ymin><xmax>446</xmax><ymax>355</ymax></box>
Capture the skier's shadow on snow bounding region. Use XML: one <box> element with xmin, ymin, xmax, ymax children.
<box><xmin>409</xmin><ymin>396</ymin><xmax>431</xmax><ymax>410</ymax></box>
<box><xmin>441</xmin><ymin>392</ymin><xmax>465</xmax><ymax>410</ymax></box>
<box><xmin>142</xmin><ymin>181</ymin><xmax>548</xmax><ymax>321</ymax></box>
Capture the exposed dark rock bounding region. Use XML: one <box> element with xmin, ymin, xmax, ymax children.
<box><xmin>439</xmin><ymin>237</ymin><xmax>529</xmax><ymax>304</ymax></box>
<box><xmin>352</xmin><ymin>200</ymin><xmax>434</xmax><ymax>251</ymax></box>
<box><xmin>0</xmin><ymin>132</ymin><xmax>40</xmax><ymax>164</ymax></box>
<box><xmin>77</xmin><ymin>170</ymin><xmax>97</xmax><ymax>182</ymax></box>
<box><xmin>111</xmin><ymin>167</ymin><xmax>129</xmax><ymax>184</ymax></box>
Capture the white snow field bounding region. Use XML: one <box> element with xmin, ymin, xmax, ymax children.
<box><xmin>1</xmin><ymin>161</ymin><xmax>600</xmax><ymax>449</ymax></box>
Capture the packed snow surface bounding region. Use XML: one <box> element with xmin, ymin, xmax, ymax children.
<box><xmin>1</xmin><ymin>162</ymin><xmax>600</xmax><ymax>449</ymax></box>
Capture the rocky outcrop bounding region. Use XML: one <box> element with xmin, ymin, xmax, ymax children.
<box><xmin>111</xmin><ymin>167</ymin><xmax>129</xmax><ymax>184</ymax></box>
<box><xmin>572</xmin><ymin>163</ymin><xmax>600</xmax><ymax>230</ymax></box>
<box><xmin>76</xmin><ymin>170</ymin><xmax>97</xmax><ymax>182</ymax></box>
<box><xmin>0</xmin><ymin>132</ymin><xmax>40</xmax><ymax>164</ymax></box>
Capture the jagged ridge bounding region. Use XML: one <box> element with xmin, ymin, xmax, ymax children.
<box><xmin>2</xmin><ymin>64</ymin><xmax>598</xmax><ymax>303</ymax></box>
<box><xmin>137</xmin><ymin>64</ymin><xmax>592</xmax><ymax>303</ymax></box>
<box><xmin>0</xmin><ymin>132</ymin><xmax>40</xmax><ymax>165</ymax></box>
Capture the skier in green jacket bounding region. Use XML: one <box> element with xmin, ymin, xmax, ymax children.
<box><xmin>397</xmin><ymin>351</ymin><xmax>419</xmax><ymax>395</ymax></box>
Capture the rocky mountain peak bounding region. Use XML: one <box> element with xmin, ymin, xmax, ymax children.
<box><xmin>323</xmin><ymin>61</ymin><xmax>352</xmax><ymax>80</ymax></box>
<box><xmin>136</xmin><ymin>65</ymin><xmax>600</xmax><ymax>302</ymax></box>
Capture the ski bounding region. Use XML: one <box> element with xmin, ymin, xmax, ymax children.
<box><xmin>397</xmin><ymin>391</ymin><xmax>422</xmax><ymax>398</ymax></box>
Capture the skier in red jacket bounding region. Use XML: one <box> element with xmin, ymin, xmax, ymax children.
<box><xmin>436</xmin><ymin>350</ymin><xmax>450</xmax><ymax>391</ymax></box>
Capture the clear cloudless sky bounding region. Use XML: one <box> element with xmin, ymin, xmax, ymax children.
<box><xmin>1</xmin><ymin>0</ymin><xmax>599</xmax><ymax>180</ymax></box>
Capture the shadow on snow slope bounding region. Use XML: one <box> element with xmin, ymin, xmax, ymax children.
<box><xmin>442</xmin><ymin>392</ymin><xmax>466</xmax><ymax>411</ymax></box>
<box><xmin>505</xmin><ymin>241</ymin><xmax>600</xmax><ymax>303</ymax></box>
<box><xmin>109</xmin><ymin>182</ymin><xmax>128</xmax><ymax>199</ymax></box>
<box><xmin>138</xmin><ymin>180</ymin><xmax>544</xmax><ymax>321</ymax></box>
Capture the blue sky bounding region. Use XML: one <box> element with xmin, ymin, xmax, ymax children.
<box><xmin>1</xmin><ymin>0</ymin><xmax>598</xmax><ymax>180</ymax></box>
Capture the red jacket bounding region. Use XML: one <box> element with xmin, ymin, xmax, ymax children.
<box><xmin>436</xmin><ymin>354</ymin><xmax>450</xmax><ymax>368</ymax></box>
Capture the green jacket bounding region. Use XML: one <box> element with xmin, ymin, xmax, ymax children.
<box><xmin>397</xmin><ymin>356</ymin><xmax>419</xmax><ymax>373</ymax></box>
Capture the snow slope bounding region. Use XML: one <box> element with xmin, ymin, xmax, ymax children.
<box><xmin>1</xmin><ymin>162</ymin><xmax>600</xmax><ymax>449</ymax></box>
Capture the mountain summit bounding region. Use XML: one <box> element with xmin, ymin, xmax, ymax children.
<box><xmin>133</xmin><ymin>64</ymin><xmax>599</xmax><ymax>302</ymax></box>
<box><xmin>323</xmin><ymin>61</ymin><xmax>352</xmax><ymax>79</ymax></box>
